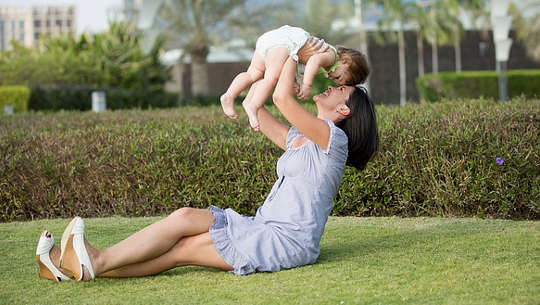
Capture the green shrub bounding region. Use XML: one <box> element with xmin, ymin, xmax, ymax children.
<box><xmin>0</xmin><ymin>99</ymin><xmax>538</xmax><ymax>221</ymax></box>
<box><xmin>0</xmin><ymin>86</ymin><xmax>30</xmax><ymax>114</ymax></box>
<box><xmin>28</xmin><ymin>85</ymin><xmax>178</xmax><ymax>111</ymax></box>
<box><xmin>416</xmin><ymin>70</ymin><xmax>540</xmax><ymax>102</ymax></box>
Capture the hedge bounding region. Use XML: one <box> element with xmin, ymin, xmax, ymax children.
<box><xmin>416</xmin><ymin>70</ymin><xmax>540</xmax><ymax>102</ymax></box>
<box><xmin>0</xmin><ymin>98</ymin><xmax>538</xmax><ymax>221</ymax></box>
<box><xmin>29</xmin><ymin>85</ymin><xmax>179</xmax><ymax>111</ymax></box>
<box><xmin>0</xmin><ymin>86</ymin><xmax>30</xmax><ymax>114</ymax></box>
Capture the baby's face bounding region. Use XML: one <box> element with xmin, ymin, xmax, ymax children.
<box><xmin>328</xmin><ymin>61</ymin><xmax>350</xmax><ymax>86</ymax></box>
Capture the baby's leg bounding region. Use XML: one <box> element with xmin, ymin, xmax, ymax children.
<box><xmin>243</xmin><ymin>47</ymin><xmax>289</xmax><ymax>130</ymax></box>
<box><xmin>220</xmin><ymin>53</ymin><xmax>265</xmax><ymax>119</ymax></box>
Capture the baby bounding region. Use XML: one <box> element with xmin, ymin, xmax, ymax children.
<box><xmin>220</xmin><ymin>25</ymin><xmax>369</xmax><ymax>131</ymax></box>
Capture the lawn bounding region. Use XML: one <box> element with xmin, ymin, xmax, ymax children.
<box><xmin>1</xmin><ymin>216</ymin><xmax>538</xmax><ymax>305</ymax></box>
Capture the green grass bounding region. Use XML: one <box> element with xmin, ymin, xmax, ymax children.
<box><xmin>1</xmin><ymin>216</ymin><xmax>538</xmax><ymax>305</ymax></box>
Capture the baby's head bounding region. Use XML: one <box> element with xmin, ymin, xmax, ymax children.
<box><xmin>329</xmin><ymin>47</ymin><xmax>369</xmax><ymax>86</ymax></box>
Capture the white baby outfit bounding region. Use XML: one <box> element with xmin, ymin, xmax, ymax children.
<box><xmin>256</xmin><ymin>25</ymin><xmax>315</xmax><ymax>62</ymax></box>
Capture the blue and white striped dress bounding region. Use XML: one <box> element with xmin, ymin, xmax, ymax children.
<box><xmin>209</xmin><ymin>120</ymin><xmax>348</xmax><ymax>275</ymax></box>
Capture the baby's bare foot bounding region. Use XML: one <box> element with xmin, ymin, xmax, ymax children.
<box><xmin>220</xmin><ymin>94</ymin><xmax>238</xmax><ymax>119</ymax></box>
<box><xmin>242</xmin><ymin>100</ymin><xmax>260</xmax><ymax>131</ymax></box>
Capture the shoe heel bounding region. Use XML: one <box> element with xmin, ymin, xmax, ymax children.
<box><xmin>60</xmin><ymin>234</ymin><xmax>82</xmax><ymax>280</ymax></box>
<box><xmin>60</xmin><ymin>217</ymin><xmax>78</xmax><ymax>264</ymax></box>
<box><xmin>36</xmin><ymin>255</ymin><xmax>57</xmax><ymax>281</ymax></box>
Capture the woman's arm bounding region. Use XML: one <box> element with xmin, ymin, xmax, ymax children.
<box><xmin>272</xmin><ymin>57</ymin><xmax>330</xmax><ymax>150</ymax></box>
<box><xmin>257</xmin><ymin>106</ymin><xmax>289</xmax><ymax>151</ymax></box>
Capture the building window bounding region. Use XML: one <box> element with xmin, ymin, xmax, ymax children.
<box><xmin>34</xmin><ymin>20</ymin><xmax>41</xmax><ymax>27</ymax></box>
<box><xmin>34</xmin><ymin>32</ymin><xmax>39</xmax><ymax>40</ymax></box>
<box><xmin>66</xmin><ymin>20</ymin><xmax>71</xmax><ymax>27</ymax></box>
<box><xmin>19</xmin><ymin>33</ymin><xmax>24</xmax><ymax>43</ymax></box>
<box><xmin>56</xmin><ymin>20</ymin><xmax>61</xmax><ymax>26</ymax></box>
<box><xmin>19</xmin><ymin>21</ymin><xmax>24</xmax><ymax>30</ymax></box>
<box><xmin>46</xmin><ymin>20</ymin><xmax>50</xmax><ymax>27</ymax></box>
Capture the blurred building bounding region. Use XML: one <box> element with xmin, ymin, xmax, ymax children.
<box><xmin>0</xmin><ymin>5</ymin><xmax>76</xmax><ymax>52</ymax></box>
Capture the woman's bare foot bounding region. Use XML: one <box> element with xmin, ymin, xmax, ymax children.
<box><xmin>80</xmin><ymin>238</ymin><xmax>100</xmax><ymax>281</ymax></box>
<box><xmin>220</xmin><ymin>94</ymin><xmax>238</xmax><ymax>119</ymax></box>
<box><xmin>242</xmin><ymin>100</ymin><xmax>260</xmax><ymax>131</ymax></box>
<box><xmin>48</xmin><ymin>245</ymin><xmax>73</xmax><ymax>278</ymax></box>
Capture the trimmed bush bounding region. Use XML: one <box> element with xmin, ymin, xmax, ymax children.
<box><xmin>0</xmin><ymin>98</ymin><xmax>538</xmax><ymax>221</ymax></box>
<box><xmin>29</xmin><ymin>85</ymin><xmax>179</xmax><ymax>111</ymax></box>
<box><xmin>0</xmin><ymin>86</ymin><xmax>30</xmax><ymax>114</ymax></box>
<box><xmin>416</xmin><ymin>70</ymin><xmax>540</xmax><ymax>102</ymax></box>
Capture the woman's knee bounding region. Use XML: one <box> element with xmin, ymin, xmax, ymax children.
<box><xmin>166</xmin><ymin>207</ymin><xmax>213</xmax><ymax>234</ymax></box>
<box><xmin>168</xmin><ymin>207</ymin><xmax>196</xmax><ymax>222</ymax></box>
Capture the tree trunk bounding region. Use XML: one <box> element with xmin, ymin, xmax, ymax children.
<box><xmin>431</xmin><ymin>36</ymin><xmax>439</xmax><ymax>75</ymax></box>
<box><xmin>454</xmin><ymin>39</ymin><xmax>462</xmax><ymax>72</ymax></box>
<box><xmin>190</xmin><ymin>49</ymin><xmax>210</xmax><ymax>96</ymax></box>
<box><xmin>398</xmin><ymin>29</ymin><xmax>406</xmax><ymax>106</ymax></box>
<box><xmin>356</xmin><ymin>0</ymin><xmax>370</xmax><ymax>91</ymax></box>
<box><xmin>417</xmin><ymin>31</ymin><xmax>424</xmax><ymax>77</ymax></box>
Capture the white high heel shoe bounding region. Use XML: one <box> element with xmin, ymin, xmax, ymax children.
<box><xmin>59</xmin><ymin>217</ymin><xmax>95</xmax><ymax>281</ymax></box>
<box><xmin>35</xmin><ymin>230</ymin><xmax>72</xmax><ymax>282</ymax></box>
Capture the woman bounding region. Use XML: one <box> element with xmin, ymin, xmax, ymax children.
<box><xmin>35</xmin><ymin>41</ymin><xmax>379</xmax><ymax>281</ymax></box>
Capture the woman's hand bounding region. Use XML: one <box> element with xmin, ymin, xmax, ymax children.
<box><xmin>297</xmin><ymin>37</ymin><xmax>329</xmax><ymax>64</ymax></box>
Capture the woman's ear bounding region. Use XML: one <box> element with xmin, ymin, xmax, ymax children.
<box><xmin>336</xmin><ymin>104</ymin><xmax>350</xmax><ymax>117</ymax></box>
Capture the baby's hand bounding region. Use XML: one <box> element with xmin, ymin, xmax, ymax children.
<box><xmin>298</xmin><ymin>84</ymin><xmax>312</xmax><ymax>101</ymax></box>
<box><xmin>293</xmin><ymin>82</ymin><xmax>300</xmax><ymax>94</ymax></box>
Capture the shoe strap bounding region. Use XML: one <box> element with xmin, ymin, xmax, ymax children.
<box><xmin>40</xmin><ymin>252</ymin><xmax>71</xmax><ymax>281</ymax></box>
<box><xmin>72</xmin><ymin>218</ymin><xmax>85</xmax><ymax>235</ymax></box>
<box><xmin>36</xmin><ymin>234</ymin><xmax>54</xmax><ymax>255</ymax></box>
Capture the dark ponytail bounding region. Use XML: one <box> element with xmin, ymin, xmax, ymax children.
<box><xmin>336</xmin><ymin>86</ymin><xmax>379</xmax><ymax>171</ymax></box>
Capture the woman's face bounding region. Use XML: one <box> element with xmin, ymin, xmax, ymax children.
<box><xmin>313</xmin><ymin>85</ymin><xmax>354</xmax><ymax>121</ymax></box>
<box><xmin>313</xmin><ymin>85</ymin><xmax>354</xmax><ymax>106</ymax></box>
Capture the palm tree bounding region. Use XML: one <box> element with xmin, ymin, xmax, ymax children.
<box><xmin>411</xmin><ymin>3</ymin><xmax>431</xmax><ymax>77</ymax></box>
<box><xmin>512</xmin><ymin>2</ymin><xmax>540</xmax><ymax>61</ymax></box>
<box><xmin>459</xmin><ymin>0</ymin><xmax>489</xmax><ymax>31</ymax></box>
<box><xmin>438</xmin><ymin>0</ymin><xmax>464</xmax><ymax>72</ymax></box>
<box><xmin>293</xmin><ymin>0</ymin><xmax>354</xmax><ymax>45</ymax></box>
<box><xmin>155</xmin><ymin>0</ymin><xmax>287</xmax><ymax>96</ymax></box>
<box><xmin>375</xmin><ymin>0</ymin><xmax>415</xmax><ymax>106</ymax></box>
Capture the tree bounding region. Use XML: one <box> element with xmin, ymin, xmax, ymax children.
<box><xmin>512</xmin><ymin>2</ymin><xmax>540</xmax><ymax>62</ymax></box>
<box><xmin>411</xmin><ymin>3</ymin><xmax>431</xmax><ymax>77</ymax></box>
<box><xmin>375</xmin><ymin>0</ymin><xmax>415</xmax><ymax>106</ymax></box>
<box><xmin>155</xmin><ymin>0</ymin><xmax>287</xmax><ymax>97</ymax></box>
<box><xmin>459</xmin><ymin>0</ymin><xmax>489</xmax><ymax>31</ymax></box>
<box><xmin>438</xmin><ymin>0</ymin><xmax>464</xmax><ymax>72</ymax></box>
<box><xmin>0</xmin><ymin>21</ymin><xmax>169</xmax><ymax>94</ymax></box>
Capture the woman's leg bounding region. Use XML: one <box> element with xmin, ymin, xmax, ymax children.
<box><xmin>220</xmin><ymin>53</ymin><xmax>265</xmax><ymax>119</ymax></box>
<box><xmin>242</xmin><ymin>47</ymin><xmax>289</xmax><ymax>131</ymax></box>
<box><xmin>99</xmin><ymin>232</ymin><xmax>232</xmax><ymax>278</ymax></box>
<box><xmin>83</xmin><ymin>208</ymin><xmax>215</xmax><ymax>279</ymax></box>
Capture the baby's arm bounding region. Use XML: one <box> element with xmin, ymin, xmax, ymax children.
<box><xmin>298</xmin><ymin>50</ymin><xmax>335</xmax><ymax>100</ymax></box>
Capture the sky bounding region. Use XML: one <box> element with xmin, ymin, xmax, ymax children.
<box><xmin>1</xmin><ymin>0</ymin><xmax>537</xmax><ymax>35</ymax></box>
<box><xmin>0</xmin><ymin>0</ymin><xmax>122</xmax><ymax>34</ymax></box>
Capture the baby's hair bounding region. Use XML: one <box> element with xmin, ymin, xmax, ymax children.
<box><xmin>337</xmin><ymin>47</ymin><xmax>369</xmax><ymax>85</ymax></box>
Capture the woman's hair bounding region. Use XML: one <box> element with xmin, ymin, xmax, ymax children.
<box><xmin>336</xmin><ymin>86</ymin><xmax>379</xmax><ymax>171</ymax></box>
<box><xmin>337</xmin><ymin>47</ymin><xmax>370</xmax><ymax>85</ymax></box>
